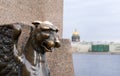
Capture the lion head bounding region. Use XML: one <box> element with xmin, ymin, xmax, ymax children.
<box><xmin>31</xmin><ymin>21</ymin><xmax>60</xmax><ymax>53</ymax></box>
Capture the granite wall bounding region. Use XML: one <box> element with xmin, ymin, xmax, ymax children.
<box><xmin>0</xmin><ymin>0</ymin><xmax>63</xmax><ymax>37</ymax></box>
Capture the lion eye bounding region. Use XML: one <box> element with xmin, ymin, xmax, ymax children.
<box><xmin>41</xmin><ymin>32</ymin><xmax>50</xmax><ymax>38</ymax></box>
<box><xmin>41</xmin><ymin>28</ymin><xmax>58</xmax><ymax>33</ymax></box>
<box><xmin>41</xmin><ymin>28</ymin><xmax>50</xmax><ymax>32</ymax></box>
<box><xmin>41</xmin><ymin>26</ymin><xmax>50</xmax><ymax>30</ymax></box>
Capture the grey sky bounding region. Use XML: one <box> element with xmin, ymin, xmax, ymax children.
<box><xmin>63</xmin><ymin>0</ymin><xmax>120</xmax><ymax>41</ymax></box>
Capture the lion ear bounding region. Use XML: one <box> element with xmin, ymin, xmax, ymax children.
<box><xmin>32</xmin><ymin>21</ymin><xmax>42</xmax><ymax>28</ymax></box>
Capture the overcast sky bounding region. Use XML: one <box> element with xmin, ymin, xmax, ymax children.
<box><xmin>63</xmin><ymin>0</ymin><xmax>120</xmax><ymax>41</ymax></box>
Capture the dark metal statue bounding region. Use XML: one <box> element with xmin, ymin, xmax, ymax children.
<box><xmin>0</xmin><ymin>23</ymin><xmax>22</xmax><ymax>76</ymax></box>
<box><xmin>0</xmin><ymin>21</ymin><xmax>61</xmax><ymax>76</ymax></box>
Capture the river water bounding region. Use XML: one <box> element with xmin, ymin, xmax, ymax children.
<box><xmin>72</xmin><ymin>53</ymin><xmax>120</xmax><ymax>76</ymax></box>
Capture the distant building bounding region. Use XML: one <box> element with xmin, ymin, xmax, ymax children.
<box><xmin>71</xmin><ymin>41</ymin><xmax>120</xmax><ymax>53</ymax></box>
<box><xmin>72</xmin><ymin>29</ymin><xmax>80</xmax><ymax>42</ymax></box>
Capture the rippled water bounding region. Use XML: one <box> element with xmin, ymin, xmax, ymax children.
<box><xmin>72</xmin><ymin>53</ymin><xmax>120</xmax><ymax>76</ymax></box>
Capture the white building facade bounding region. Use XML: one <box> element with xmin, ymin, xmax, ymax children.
<box><xmin>71</xmin><ymin>41</ymin><xmax>120</xmax><ymax>53</ymax></box>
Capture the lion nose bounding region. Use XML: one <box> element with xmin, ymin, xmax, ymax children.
<box><xmin>46</xmin><ymin>40</ymin><xmax>55</xmax><ymax>48</ymax></box>
<box><xmin>55</xmin><ymin>38</ymin><xmax>61</xmax><ymax>48</ymax></box>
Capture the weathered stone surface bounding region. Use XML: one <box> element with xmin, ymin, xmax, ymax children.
<box><xmin>0</xmin><ymin>0</ymin><xmax>63</xmax><ymax>38</ymax></box>
<box><xmin>46</xmin><ymin>39</ymin><xmax>74</xmax><ymax>76</ymax></box>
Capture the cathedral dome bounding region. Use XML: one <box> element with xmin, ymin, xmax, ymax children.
<box><xmin>72</xmin><ymin>29</ymin><xmax>80</xmax><ymax>42</ymax></box>
<box><xmin>73</xmin><ymin>31</ymin><xmax>79</xmax><ymax>36</ymax></box>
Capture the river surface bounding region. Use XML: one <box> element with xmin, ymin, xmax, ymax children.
<box><xmin>72</xmin><ymin>53</ymin><xmax>120</xmax><ymax>76</ymax></box>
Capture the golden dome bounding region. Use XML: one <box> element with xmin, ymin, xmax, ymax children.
<box><xmin>72</xmin><ymin>29</ymin><xmax>79</xmax><ymax>36</ymax></box>
<box><xmin>72</xmin><ymin>29</ymin><xmax>80</xmax><ymax>42</ymax></box>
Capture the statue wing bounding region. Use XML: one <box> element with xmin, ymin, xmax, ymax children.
<box><xmin>0</xmin><ymin>23</ymin><xmax>22</xmax><ymax>76</ymax></box>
